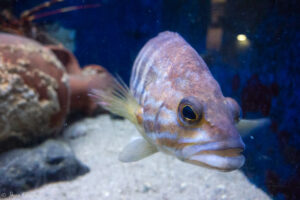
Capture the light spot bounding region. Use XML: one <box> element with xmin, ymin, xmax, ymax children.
<box><xmin>237</xmin><ymin>34</ymin><xmax>247</xmax><ymax>42</ymax></box>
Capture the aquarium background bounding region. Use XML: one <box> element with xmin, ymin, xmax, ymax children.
<box><xmin>2</xmin><ymin>0</ymin><xmax>300</xmax><ymax>199</ymax></box>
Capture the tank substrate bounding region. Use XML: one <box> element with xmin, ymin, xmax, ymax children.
<box><xmin>10</xmin><ymin>115</ymin><xmax>271</xmax><ymax>200</ymax></box>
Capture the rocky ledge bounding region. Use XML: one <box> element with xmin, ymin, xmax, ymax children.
<box><xmin>0</xmin><ymin>140</ymin><xmax>89</xmax><ymax>198</ymax></box>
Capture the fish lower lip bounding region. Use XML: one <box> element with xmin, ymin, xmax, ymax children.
<box><xmin>181</xmin><ymin>140</ymin><xmax>245</xmax><ymax>158</ymax></box>
<box><xmin>187</xmin><ymin>154</ymin><xmax>245</xmax><ymax>171</ymax></box>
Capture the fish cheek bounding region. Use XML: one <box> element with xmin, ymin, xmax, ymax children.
<box><xmin>176</xmin><ymin>119</ymin><xmax>210</xmax><ymax>143</ymax></box>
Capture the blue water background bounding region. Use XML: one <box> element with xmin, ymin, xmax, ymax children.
<box><xmin>13</xmin><ymin>0</ymin><xmax>300</xmax><ymax>199</ymax></box>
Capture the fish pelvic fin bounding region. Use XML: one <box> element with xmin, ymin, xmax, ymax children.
<box><xmin>119</xmin><ymin>137</ymin><xmax>158</xmax><ymax>162</ymax></box>
<box><xmin>236</xmin><ymin>118</ymin><xmax>271</xmax><ymax>137</ymax></box>
<box><xmin>90</xmin><ymin>74</ymin><xmax>142</xmax><ymax>126</ymax></box>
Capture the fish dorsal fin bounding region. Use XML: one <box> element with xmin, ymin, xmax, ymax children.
<box><xmin>90</xmin><ymin>74</ymin><xmax>142</xmax><ymax>126</ymax></box>
<box><xmin>236</xmin><ymin>118</ymin><xmax>271</xmax><ymax>137</ymax></box>
<box><xmin>119</xmin><ymin>137</ymin><xmax>158</xmax><ymax>162</ymax></box>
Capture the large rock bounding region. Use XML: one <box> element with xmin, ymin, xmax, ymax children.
<box><xmin>0</xmin><ymin>33</ymin><xmax>70</xmax><ymax>153</ymax></box>
<box><xmin>0</xmin><ymin>33</ymin><xmax>112</xmax><ymax>153</ymax></box>
<box><xmin>0</xmin><ymin>140</ymin><xmax>89</xmax><ymax>197</ymax></box>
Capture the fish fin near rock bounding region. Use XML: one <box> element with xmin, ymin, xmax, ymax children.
<box><xmin>89</xmin><ymin>74</ymin><xmax>142</xmax><ymax>126</ymax></box>
<box><xmin>236</xmin><ymin>118</ymin><xmax>271</xmax><ymax>137</ymax></box>
<box><xmin>119</xmin><ymin>137</ymin><xmax>158</xmax><ymax>162</ymax></box>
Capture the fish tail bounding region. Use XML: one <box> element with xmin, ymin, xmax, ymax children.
<box><xmin>89</xmin><ymin>74</ymin><xmax>140</xmax><ymax>125</ymax></box>
<box><xmin>236</xmin><ymin>118</ymin><xmax>271</xmax><ymax>137</ymax></box>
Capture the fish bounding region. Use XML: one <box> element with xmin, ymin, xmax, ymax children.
<box><xmin>90</xmin><ymin>31</ymin><xmax>270</xmax><ymax>171</ymax></box>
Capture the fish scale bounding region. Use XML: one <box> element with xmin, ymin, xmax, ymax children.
<box><xmin>91</xmin><ymin>31</ymin><xmax>269</xmax><ymax>171</ymax></box>
<box><xmin>131</xmin><ymin>32</ymin><xmax>206</xmax><ymax>146</ymax></box>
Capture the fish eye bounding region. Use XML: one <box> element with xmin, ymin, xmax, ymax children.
<box><xmin>182</xmin><ymin>105</ymin><xmax>197</xmax><ymax>120</ymax></box>
<box><xmin>178</xmin><ymin>97</ymin><xmax>203</xmax><ymax>125</ymax></box>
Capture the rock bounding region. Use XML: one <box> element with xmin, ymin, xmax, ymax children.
<box><xmin>0</xmin><ymin>33</ymin><xmax>70</xmax><ymax>153</ymax></box>
<box><xmin>0</xmin><ymin>33</ymin><xmax>110</xmax><ymax>153</ymax></box>
<box><xmin>63</xmin><ymin>123</ymin><xmax>88</xmax><ymax>139</ymax></box>
<box><xmin>0</xmin><ymin>139</ymin><xmax>89</xmax><ymax>197</ymax></box>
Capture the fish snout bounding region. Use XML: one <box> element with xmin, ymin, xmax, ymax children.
<box><xmin>182</xmin><ymin>139</ymin><xmax>245</xmax><ymax>171</ymax></box>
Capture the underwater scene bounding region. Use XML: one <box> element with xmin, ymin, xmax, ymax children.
<box><xmin>0</xmin><ymin>0</ymin><xmax>299</xmax><ymax>199</ymax></box>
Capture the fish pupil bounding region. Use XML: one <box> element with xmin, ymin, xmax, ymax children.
<box><xmin>182</xmin><ymin>105</ymin><xmax>196</xmax><ymax>120</ymax></box>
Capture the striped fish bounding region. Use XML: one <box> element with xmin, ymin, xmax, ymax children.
<box><xmin>91</xmin><ymin>31</ymin><xmax>270</xmax><ymax>171</ymax></box>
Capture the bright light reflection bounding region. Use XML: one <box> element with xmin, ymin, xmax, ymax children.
<box><xmin>237</xmin><ymin>34</ymin><xmax>247</xmax><ymax>42</ymax></box>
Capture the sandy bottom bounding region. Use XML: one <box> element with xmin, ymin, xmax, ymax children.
<box><xmin>11</xmin><ymin>115</ymin><xmax>271</xmax><ymax>200</ymax></box>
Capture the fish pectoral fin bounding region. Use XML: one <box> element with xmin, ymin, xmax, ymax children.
<box><xmin>119</xmin><ymin>137</ymin><xmax>158</xmax><ymax>162</ymax></box>
<box><xmin>90</xmin><ymin>74</ymin><xmax>142</xmax><ymax>126</ymax></box>
<box><xmin>236</xmin><ymin>118</ymin><xmax>271</xmax><ymax>137</ymax></box>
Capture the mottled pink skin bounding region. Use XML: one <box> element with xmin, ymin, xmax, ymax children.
<box><xmin>0</xmin><ymin>33</ymin><xmax>70</xmax><ymax>131</ymax></box>
<box><xmin>130</xmin><ymin>31</ymin><xmax>245</xmax><ymax>170</ymax></box>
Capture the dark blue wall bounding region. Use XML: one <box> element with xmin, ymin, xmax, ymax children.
<box><xmin>11</xmin><ymin>0</ymin><xmax>300</xmax><ymax>199</ymax></box>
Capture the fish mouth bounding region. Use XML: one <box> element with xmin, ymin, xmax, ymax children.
<box><xmin>181</xmin><ymin>140</ymin><xmax>245</xmax><ymax>171</ymax></box>
<box><xmin>199</xmin><ymin>148</ymin><xmax>244</xmax><ymax>157</ymax></box>
<box><xmin>186</xmin><ymin>148</ymin><xmax>245</xmax><ymax>171</ymax></box>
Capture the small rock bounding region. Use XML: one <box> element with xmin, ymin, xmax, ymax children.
<box><xmin>217</xmin><ymin>184</ymin><xmax>225</xmax><ymax>190</ymax></box>
<box><xmin>179</xmin><ymin>182</ymin><xmax>187</xmax><ymax>193</ymax></box>
<box><xmin>0</xmin><ymin>139</ymin><xmax>89</xmax><ymax>197</ymax></box>
<box><xmin>142</xmin><ymin>182</ymin><xmax>152</xmax><ymax>193</ymax></box>
<box><xmin>63</xmin><ymin>123</ymin><xmax>88</xmax><ymax>139</ymax></box>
